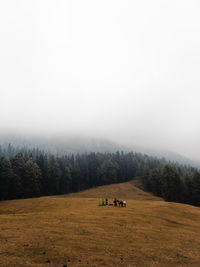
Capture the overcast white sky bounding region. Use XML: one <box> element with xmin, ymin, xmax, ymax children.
<box><xmin>1</xmin><ymin>0</ymin><xmax>200</xmax><ymax>160</ymax></box>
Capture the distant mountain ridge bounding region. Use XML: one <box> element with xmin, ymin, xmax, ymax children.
<box><xmin>0</xmin><ymin>133</ymin><xmax>125</xmax><ymax>154</ymax></box>
<box><xmin>0</xmin><ymin>132</ymin><xmax>199</xmax><ymax>168</ymax></box>
<box><xmin>129</xmin><ymin>145</ymin><xmax>200</xmax><ymax>169</ymax></box>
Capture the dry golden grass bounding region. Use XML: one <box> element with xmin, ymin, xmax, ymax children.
<box><xmin>65</xmin><ymin>179</ymin><xmax>161</xmax><ymax>201</ymax></box>
<box><xmin>0</xmin><ymin>181</ymin><xmax>200</xmax><ymax>266</ymax></box>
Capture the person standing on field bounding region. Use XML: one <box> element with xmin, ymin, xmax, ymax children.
<box><xmin>105</xmin><ymin>198</ymin><xmax>108</xmax><ymax>206</ymax></box>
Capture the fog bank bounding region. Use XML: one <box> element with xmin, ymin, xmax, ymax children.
<box><xmin>1</xmin><ymin>1</ymin><xmax>200</xmax><ymax>161</ymax></box>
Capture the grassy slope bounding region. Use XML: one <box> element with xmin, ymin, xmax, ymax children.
<box><xmin>65</xmin><ymin>179</ymin><xmax>161</xmax><ymax>200</ymax></box>
<box><xmin>0</xmin><ymin>181</ymin><xmax>200</xmax><ymax>266</ymax></box>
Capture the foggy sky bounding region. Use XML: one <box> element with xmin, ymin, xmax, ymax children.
<box><xmin>1</xmin><ymin>1</ymin><xmax>200</xmax><ymax>160</ymax></box>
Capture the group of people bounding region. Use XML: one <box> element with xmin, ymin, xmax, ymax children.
<box><xmin>99</xmin><ymin>198</ymin><xmax>126</xmax><ymax>207</ymax></box>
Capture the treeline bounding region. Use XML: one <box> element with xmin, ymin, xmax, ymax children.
<box><xmin>142</xmin><ymin>165</ymin><xmax>200</xmax><ymax>206</ymax></box>
<box><xmin>0</xmin><ymin>145</ymin><xmax>199</xmax><ymax>207</ymax></box>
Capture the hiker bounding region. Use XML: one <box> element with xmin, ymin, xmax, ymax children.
<box><xmin>113</xmin><ymin>198</ymin><xmax>117</xmax><ymax>207</ymax></box>
<box><xmin>105</xmin><ymin>198</ymin><xmax>108</xmax><ymax>206</ymax></box>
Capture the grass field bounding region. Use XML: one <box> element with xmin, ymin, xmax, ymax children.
<box><xmin>0</xmin><ymin>180</ymin><xmax>200</xmax><ymax>266</ymax></box>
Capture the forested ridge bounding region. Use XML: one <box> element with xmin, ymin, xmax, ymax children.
<box><xmin>0</xmin><ymin>144</ymin><xmax>200</xmax><ymax>207</ymax></box>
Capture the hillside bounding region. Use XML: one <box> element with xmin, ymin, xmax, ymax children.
<box><xmin>1</xmin><ymin>132</ymin><xmax>200</xmax><ymax>167</ymax></box>
<box><xmin>66</xmin><ymin>179</ymin><xmax>161</xmax><ymax>201</ymax></box>
<box><xmin>0</xmin><ymin>182</ymin><xmax>200</xmax><ymax>266</ymax></box>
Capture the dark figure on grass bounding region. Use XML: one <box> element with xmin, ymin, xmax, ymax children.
<box><xmin>113</xmin><ymin>198</ymin><xmax>117</xmax><ymax>207</ymax></box>
<box><xmin>117</xmin><ymin>200</ymin><xmax>126</xmax><ymax>207</ymax></box>
<box><xmin>105</xmin><ymin>198</ymin><xmax>108</xmax><ymax>206</ymax></box>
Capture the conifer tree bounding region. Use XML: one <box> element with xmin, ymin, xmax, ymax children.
<box><xmin>23</xmin><ymin>158</ymin><xmax>41</xmax><ymax>197</ymax></box>
<box><xmin>60</xmin><ymin>166</ymin><xmax>72</xmax><ymax>194</ymax></box>
<box><xmin>47</xmin><ymin>155</ymin><xmax>61</xmax><ymax>195</ymax></box>
<box><xmin>0</xmin><ymin>158</ymin><xmax>12</xmax><ymax>200</ymax></box>
<box><xmin>0</xmin><ymin>157</ymin><xmax>21</xmax><ymax>200</ymax></box>
<box><xmin>191</xmin><ymin>170</ymin><xmax>200</xmax><ymax>206</ymax></box>
<box><xmin>161</xmin><ymin>165</ymin><xmax>183</xmax><ymax>202</ymax></box>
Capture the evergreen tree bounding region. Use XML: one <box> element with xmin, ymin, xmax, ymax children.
<box><xmin>161</xmin><ymin>165</ymin><xmax>183</xmax><ymax>202</ymax></box>
<box><xmin>97</xmin><ymin>159</ymin><xmax>119</xmax><ymax>185</ymax></box>
<box><xmin>0</xmin><ymin>158</ymin><xmax>12</xmax><ymax>200</ymax></box>
<box><xmin>11</xmin><ymin>152</ymin><xmax>25</xmax><ymax>195</ymax></box>
<box><xmin>0</xmin><ymin>157</ymin><xmax>21</xmax><ymax>200</ymax></box>
<box><xmin>60</xmin><ymin>166</ymin><xmax>72</xmax><ymax>194</ymax></box>
<box><xmin>36</xmin><ymin>154</ymin><xmax>48</xmax><ymax>195</ymax></box>
<box><xmin>147</xmin><ymin>168</ymin><xmax>162</xmax><ymax>196</ymax></box>
<box><xmin>47</xmin><ymin>155</ymin><xmax>61</xmax><ymax>195</ymax></box>
<box><xmin>191</xmin><ymin>170</ymin><xmax>200</xmax><ymax>206</ymax></box>
<box><xmin>23</xmin><ymin>158</ymin><xmax>41</xmax><ymax>197</ymax></box>
<box><xmin>183</xmin><ymin>172</ymin><xmax>194</xmax><ymax>204</ymax></box>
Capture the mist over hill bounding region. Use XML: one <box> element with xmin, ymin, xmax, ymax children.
<box><xmin>0</xmin><ymin>132</ymin><xmax>199</xmax><ymax>168</ymax></box>
<box><xmin>0</xmin><ymin>132</ymin><xmax>124</xmax><ymax>154</ymax></box>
